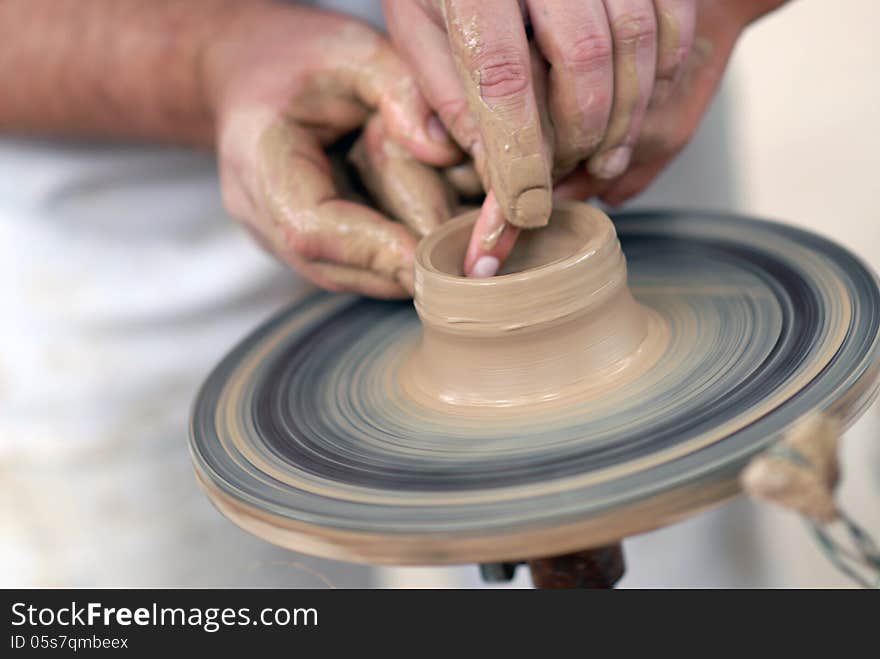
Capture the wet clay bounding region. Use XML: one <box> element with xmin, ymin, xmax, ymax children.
<box><xmin>404</xmin><ymin>201</ymin><xmax>666</xmax><ymax>409</ymax></box>
<box><xmin>256</xmin><ymin>120</ymin><xmax>417</xmax><ymax>296</ymax></box>
<box><xmin>348</xmin><ymin>115</ymin><xmax>455</xmax><ymax>238</ymax></box>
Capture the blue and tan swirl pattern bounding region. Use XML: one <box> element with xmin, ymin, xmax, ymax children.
<box><xmin>190</xmin><ymin>211</ymin><xmax>880</xmax><ymax>564</ymax></box>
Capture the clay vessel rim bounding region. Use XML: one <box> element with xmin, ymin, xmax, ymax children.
<box><xmin>416</xmin><ymin>200</ymin><xmax>609</xmax><ymax>286</ymax></box>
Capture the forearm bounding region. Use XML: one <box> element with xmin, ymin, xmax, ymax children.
<box><xmin>0</xmin><ymin>0</ymin><xmax>261</xmax><ymax>146</ymax></box>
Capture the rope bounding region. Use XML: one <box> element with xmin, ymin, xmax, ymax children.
<box><xmin>741</xmin><ymin>412</ymin><xmax>880</xmax><ymax>588</ymax></box>
<box><xmin>810</xmin><ymin>513</ymin><xmax>880</xmax><ymax>589</ymax></box>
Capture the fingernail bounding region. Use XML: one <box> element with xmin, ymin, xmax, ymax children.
<box><xmin>513</xmin><ymin>188</ymin><xmax>552</xmax><ymax>228</ymax></box>
<box><xmin>470</xmin><ymin>255</ymin><xmax>500</xmax><ymax>279</ymax></box>
<box><xmin>591</xmin><ymin>146</ymin><xmax>631</xmax><ymax>180</ymax></box>
<box><xmin>427</xmin><ymin>115</ymin><xmax>449</xmax><ymax>143</ymax></box>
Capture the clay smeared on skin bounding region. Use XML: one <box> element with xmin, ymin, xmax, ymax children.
<box><xmin>479</xmin><ymin>219</ymin><xmax>506</xmax><ymax>251</ymax></box>
<box><xmin>256</xmin><ymin>120</ymin><xmax>416</xmax><ymax>297</ymax></box>
<box><xmin>403</xmin><ymin>201</ymin><xmax>668</xmax><ymax>411</ymax></box>
<box><xmin>526</xmin><ymin>3</ymin><xmax>608</xmax><ymax>179</ymax></box>
<box><xmin>349</xmin><ymin>115</ymin><xmax>455</xmax><ymax>238</ymax></box>
<box><xmin>212</xmin><ymin>5</ymin><xmax>468</xmax><ymax>299</ymax></box>
<box><xmin>443</xmin><ymin>5</ymin><xmax>552</xmax><ymax>229</ymax></box>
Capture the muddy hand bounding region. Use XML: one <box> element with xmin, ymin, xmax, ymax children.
<box><xmin>385</xmin><ymin>0</ymin><xmax>698</xmax><ymax>276</ymax></box>
<box><xmin>560</xmin><ymin>0</ymin><xmax>790</xmax><ymax>206</ymax></box>
<box><xmin>386</xmin><ymin>0</ymin><xmax>557</xmax><ymax>235</ymax></box>
<box><xmin>209</xmin><ymin>5</ymin><xmax>459</xmax><ymax>298</ymax></box>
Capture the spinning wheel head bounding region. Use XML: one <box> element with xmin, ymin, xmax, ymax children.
<box><xmin>190</xmin><ymin>207</ymin><xmax>880</xmax><ymax>566</ymax></box>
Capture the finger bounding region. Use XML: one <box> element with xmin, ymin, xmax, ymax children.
<box><xmin>599</xmin><ymin>15</ymin><xmax>720</xmax><ymax>206</ymax></box>
<box><xmin>651</xmin><ymin>0</ymin><xmax>696</xmax><ymax>106</ymax></box>
<box><xmin>462</xmin><ymin>42</ymin><xmax>552</xmax><ymax>276</ymax></box>
<box><xmin>301</xmin><ymin>200</ymin><xmax>418</xmax><ymax>291</ymax></box>
<box><xmin>528</xmin><ymin>40</ymin><xmax>556</xmax><ymax>166</ymax></box>
<box><xmin>383</xmin><ymin>1</ymin><xmax>481</xmax><ymax>166</ymax></box>
<box><xmin>331</xmin><ymin>20</ymin><xmax>461</xmax><ymax>167</ymax></box>
<box><xmin>527</xmin><ymin>0</ymin><xmax>614</xmax><ymax>177</ymax></box>
<box><xmin>462</xmin><ymin>191</ymin><xmax>520</xmax><ymax>277</ymax></box>
<box><xmin>463</xmin><ymin>167</ymin><xmax>609</xmax><ymax>280</ymax></box>
<box><xmin>349</xmin><ymin>114</ymin><xmax>454</xmax><ymax>237</ymax></box>
<box><xmin>443</xmin><ymin>161</ymin><xmax>484</xmax><ymax>198</ymax></box>
<box><xmin>598</xmin><ymin>160</ymin><xmax>665</xmax><ymax>206</ymax></box>
<box><xmin>310</xmin><ymin>262</ymin><xmax>412</xmax><ymax>299</ymax></box>
<box><xmin>587</xmin><ymin>1</ymin><xmax>658</xmax><ymax>180</ymax></box>
<box><xmin>443</xmin><ymin>0</ymin><xmax>553</xmax><ymax>229</ymax></box>
<box><xmin>257</xmin><ymin>120</ymin><xmax>419</xmax><ymax>295</ymax></box>
<box><xmin>553</xmin><ymin>167</ymin><xmax>607</xmax><ymax>201</ymax></box>
<box><xmin>262</xmin><ymin>227</ymin><xmax>412</xmax><ymax>298</ymax></box>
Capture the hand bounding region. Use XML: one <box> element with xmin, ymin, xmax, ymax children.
<box><xmin>385</xmin><ymin>0</ymin><xmax>698</xmax><ymax>275</ymax></box>
<box><xmin>555</xmin><ymin>0</ymin><xmax>791</xmax><ymax>205</ymax></box>
<box><xmin>206</xmin><ymin>3</ymin><xmax>460</xmax><ymax>298</ymax></box>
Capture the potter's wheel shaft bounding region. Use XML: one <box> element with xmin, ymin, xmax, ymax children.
<box><xmin>481</xmin><ymin>544</ymin><xmax>626</xmax><ymax>588</ymax></box>
<box><xmin>528</xmin><ymin>544</ymin><xmax>625</xmax><ymax>588</ymax></box>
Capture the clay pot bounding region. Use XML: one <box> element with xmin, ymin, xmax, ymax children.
<box><xmin>407</xmin><ymin>201</ymin><xmax>653</xmax><ymax>407</ymax></box>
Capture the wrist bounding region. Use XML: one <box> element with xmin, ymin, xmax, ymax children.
<box><xmin>199</xmin><ymin>0</ymin><xmax>286</xmax><ymax>130</ymax></box>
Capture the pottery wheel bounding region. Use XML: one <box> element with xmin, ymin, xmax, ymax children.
<box><xmin>190</xmin><ymin>210</ymin><xmax>880</xmax><ymax>564</ymax></box>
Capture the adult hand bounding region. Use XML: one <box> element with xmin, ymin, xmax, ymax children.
<box><xmin>554</xmin><ymin>0</ymin><xmax>791</xmax><ymax>205</ymax></box>
<box><xmin>385</xmin><ymin>0</ymin><xmax>698</xmax><ymax>276</ymax></box>
<box><xmin>207</xmin><ymin>3</ymin><xmax>460</xmax><ymax>298</ymax></box>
